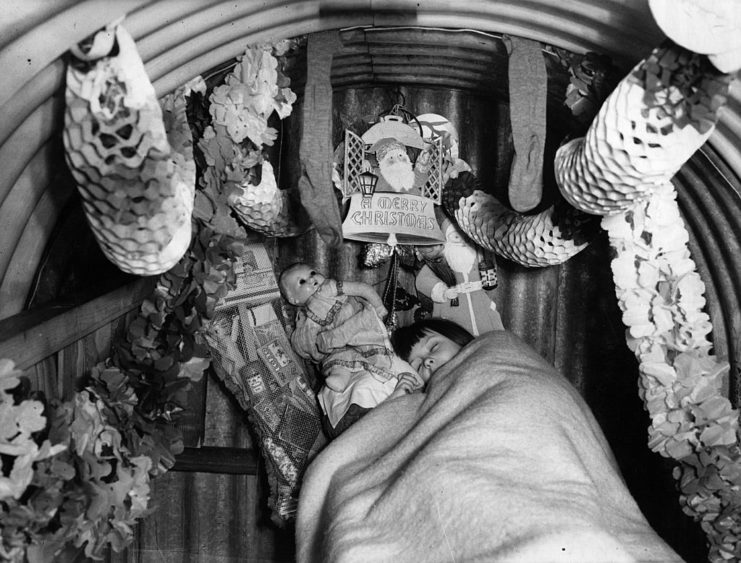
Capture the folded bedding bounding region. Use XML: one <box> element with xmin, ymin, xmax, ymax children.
<box><xmin>297</xmin><ymin>330</ymin><xmax>683</xmax><ymax>562</ymax></box>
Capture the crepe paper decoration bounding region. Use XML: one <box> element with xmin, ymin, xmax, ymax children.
<box><xmin>210</xmin><ymin>45</ymin><xmax>296</xmax><ymax>146</ymax></box>
<box><xmin>0</xmin><ymin>360</ymin><xmax>165</xmax><ymax>562</ymax></box>
<box><xmin>64</xmin><ymin>23</ymin><xmax>196</xmax><ymax>276</ymax></box>
<box><xmin>649</xmin><ymin>0</ymin><xmax>741</xmax><ymax>73</ymax></box>
<box><xmin>602</xmin><ymin>182</ymin><xmax>741</xmax><ymax>563</ymax></box>
<box><xmin>443</xmin><ymin>170</ymin><xmax>600</xmax><ymax>268</ymax></box>
<box><xmin>298</xmin><ymin>30</ymin><xmax>345</xmax><ymax>247</ymax></box>
<box><xmin>555</xmin><ymin>42</ymin><xmax>732</xmax><ymax>216</ymax></box>
<box><xmin>503</xmin><ymin>35</ymin><xmax>547</xmax><ymax>213</ymax></box>
<box><xmin>0</xmin><ymin>360</ymin><xmax>66</xmax><ymax>504</ymax></box>
<box><xmin>203</xmin><ymin>44</ymin><xmax>307</xmax><ymax>238</ymax></box>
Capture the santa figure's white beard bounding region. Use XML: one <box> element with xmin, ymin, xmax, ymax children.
<box><xmin>379</xmin><ymin>159</ymin><xmax>416</xmax><ymax>192</ymax></box>
<box><xmin>444</xmin><ymin>242</ymin><xmax>476</xmax><ymax>274</ymax></box>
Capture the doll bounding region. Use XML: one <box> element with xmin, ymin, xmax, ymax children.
<box><xmin>279</xmin><ymin>263</ymin><xmax>420</xmax><ymax>438</ymax></box>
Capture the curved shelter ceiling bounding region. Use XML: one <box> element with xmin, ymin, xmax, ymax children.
<box><xmin>0</xmin><ymin>0</ymin><xmax>740</xmax><ymax>390</ymax></box>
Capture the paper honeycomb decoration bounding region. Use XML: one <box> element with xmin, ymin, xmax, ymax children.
<box><xmin>555</xmin><ymin>42</ymin><xmax>732</xmax><ymax>216</ymax></box>
<box><xmin>231</xmin><ymin>160</ymin><xmax>304</xmax><ymax>238</ymax></box>
<box><xmin>63</xmin><ymin>24</ymin><xmax>195</xmax><ymax>276</ymax></box>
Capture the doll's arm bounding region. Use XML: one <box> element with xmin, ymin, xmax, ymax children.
<box><xmin>340</xmin><ymin>280</ymin><xmax>387</xmax><ymax>318</ymax></box>
<box><xmin>290</xmin><ymin>315</ymin><xmax>324</xmax><ymax>362</ymax></box>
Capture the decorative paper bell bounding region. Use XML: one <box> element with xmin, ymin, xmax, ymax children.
<box><xmin>341</xmin><ymin>192</ymin><xmax>444</xmax><ymax>247</ymax></box>
<box><xmin>64</xmin><ymin>24</ymin><xmax>195</xmax><ymax>276</ymax></box>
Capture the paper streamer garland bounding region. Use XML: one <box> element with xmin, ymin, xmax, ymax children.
<box><xmin>602</xmin><ymin>184</ymin><xmax>740</xmax><ymax>562</ymax></box>
<box><xmin>64</xmin><ymin>24</ymin><xmax>195</xmax><ymax>276</ymax></box>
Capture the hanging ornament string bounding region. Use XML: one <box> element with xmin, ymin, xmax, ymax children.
<box><xmin>382</xmin><ymin>248</ymin><xmax>400</xmax><ymax>331</ymax></box>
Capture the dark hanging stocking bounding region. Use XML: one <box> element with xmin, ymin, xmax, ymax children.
<box><xmin>298</xmin><ymin>30</ymin><xmax>344</xmax><ymax>247</ymax></box>
<box><xmin>504</xmin><ymin>35</ymin><xmax>548</xmax><ymax>213</ymax></box>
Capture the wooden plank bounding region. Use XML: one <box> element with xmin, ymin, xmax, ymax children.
<box><xmin>0</xmin><ymin>278</ymin><xmax>154</xmax><ymax>369</ymax></box>
<box><xmin>172</xmin><ymin>446</ymin><xmax>258</xmax><ymax>475</ymax></box>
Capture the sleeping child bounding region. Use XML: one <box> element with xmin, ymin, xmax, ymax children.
<box><xmin>279</xmin><ymin>263</ymin><xmax>421</xmax><ymax>438</ymax></box>
<box><xmin>391</xmin><ymin>317</ymin><xmax>474</xmax><ymax>385</ymax></box>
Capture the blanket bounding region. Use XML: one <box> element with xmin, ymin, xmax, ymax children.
<box><xmin>297</xmin><ymin>331</ymin><xmax>683</xmax><ymax>562</ymax></box>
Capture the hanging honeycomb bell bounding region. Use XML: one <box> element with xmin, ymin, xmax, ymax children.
<box><xmin>63</xmin><ymin>23</ymin><xmax>195</xmax><ymax>276</ymax></box>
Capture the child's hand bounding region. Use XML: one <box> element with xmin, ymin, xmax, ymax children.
<box><xmin>393</xmin><ymin>372</ymin><xmax>424</xmax><ymax>395</ymax></box>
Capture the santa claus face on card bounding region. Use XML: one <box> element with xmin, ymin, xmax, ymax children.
<box><xmin>377</xmin><ymin>141</ymin><xmax>415</xmax><ymax>192</ymax></box>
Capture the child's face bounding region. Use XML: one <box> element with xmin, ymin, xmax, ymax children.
<box><xmin>406</xmin><ymin>330</ymin><xmax>462</xmax><ymax>382</ymax></box>
<box><xmin>281</xmin><ymin>264</ymin><xmax>325</xmax><ymax>306</ymax></box>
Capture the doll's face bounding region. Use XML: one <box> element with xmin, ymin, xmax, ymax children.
<box><xmin>406</xmin><ymin>330</ymin><xmax>462</xmax><ymax>382</ymax></box>
<box><xmin>280</xmin><ymin>264</ymin><xmax>325</xmax><ymax>306</ymax></box>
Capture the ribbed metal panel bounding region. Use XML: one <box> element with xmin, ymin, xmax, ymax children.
<box><xmin>675</xmin><ymin>149</ymin><xmax>741</xmax><ymax>406</ymax></box>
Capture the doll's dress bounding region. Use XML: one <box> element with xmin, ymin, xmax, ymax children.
<box><xmin>289</xmin><ymin>279</ymin><xmax>407</xmax><ymax>432</ymax></box>
<box><xmin>290</xmin><ymin>279</ymin><xmax>393</xmax><ymax>374</ymax></box>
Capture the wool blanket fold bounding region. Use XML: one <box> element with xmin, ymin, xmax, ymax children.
<box><xmin>296</xmin><ymin>330</ymin><xmax>683</xmax><ymax>563</ymax></box>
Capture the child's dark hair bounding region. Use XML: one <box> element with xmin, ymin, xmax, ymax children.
<box><xmin>391</xmin><ymin>318</ymin><xmax>473</xmax><ymax>361</ymax></box>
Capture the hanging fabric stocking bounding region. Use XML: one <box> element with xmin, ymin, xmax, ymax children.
<box><xmin>504</xmin><ymin>35</ymin><xmax>548</xmax><ymax>213</ymax></box>
<box><xmin>298</xmin><ymin>30</ymin><xmax>344</xmax><ymax>247</ymax></box>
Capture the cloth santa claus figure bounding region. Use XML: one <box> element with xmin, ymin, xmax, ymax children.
<box><xmin>415</xmin><ymin>213</ymin><xmax>504</xmax><ymax>336</ymax></box>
